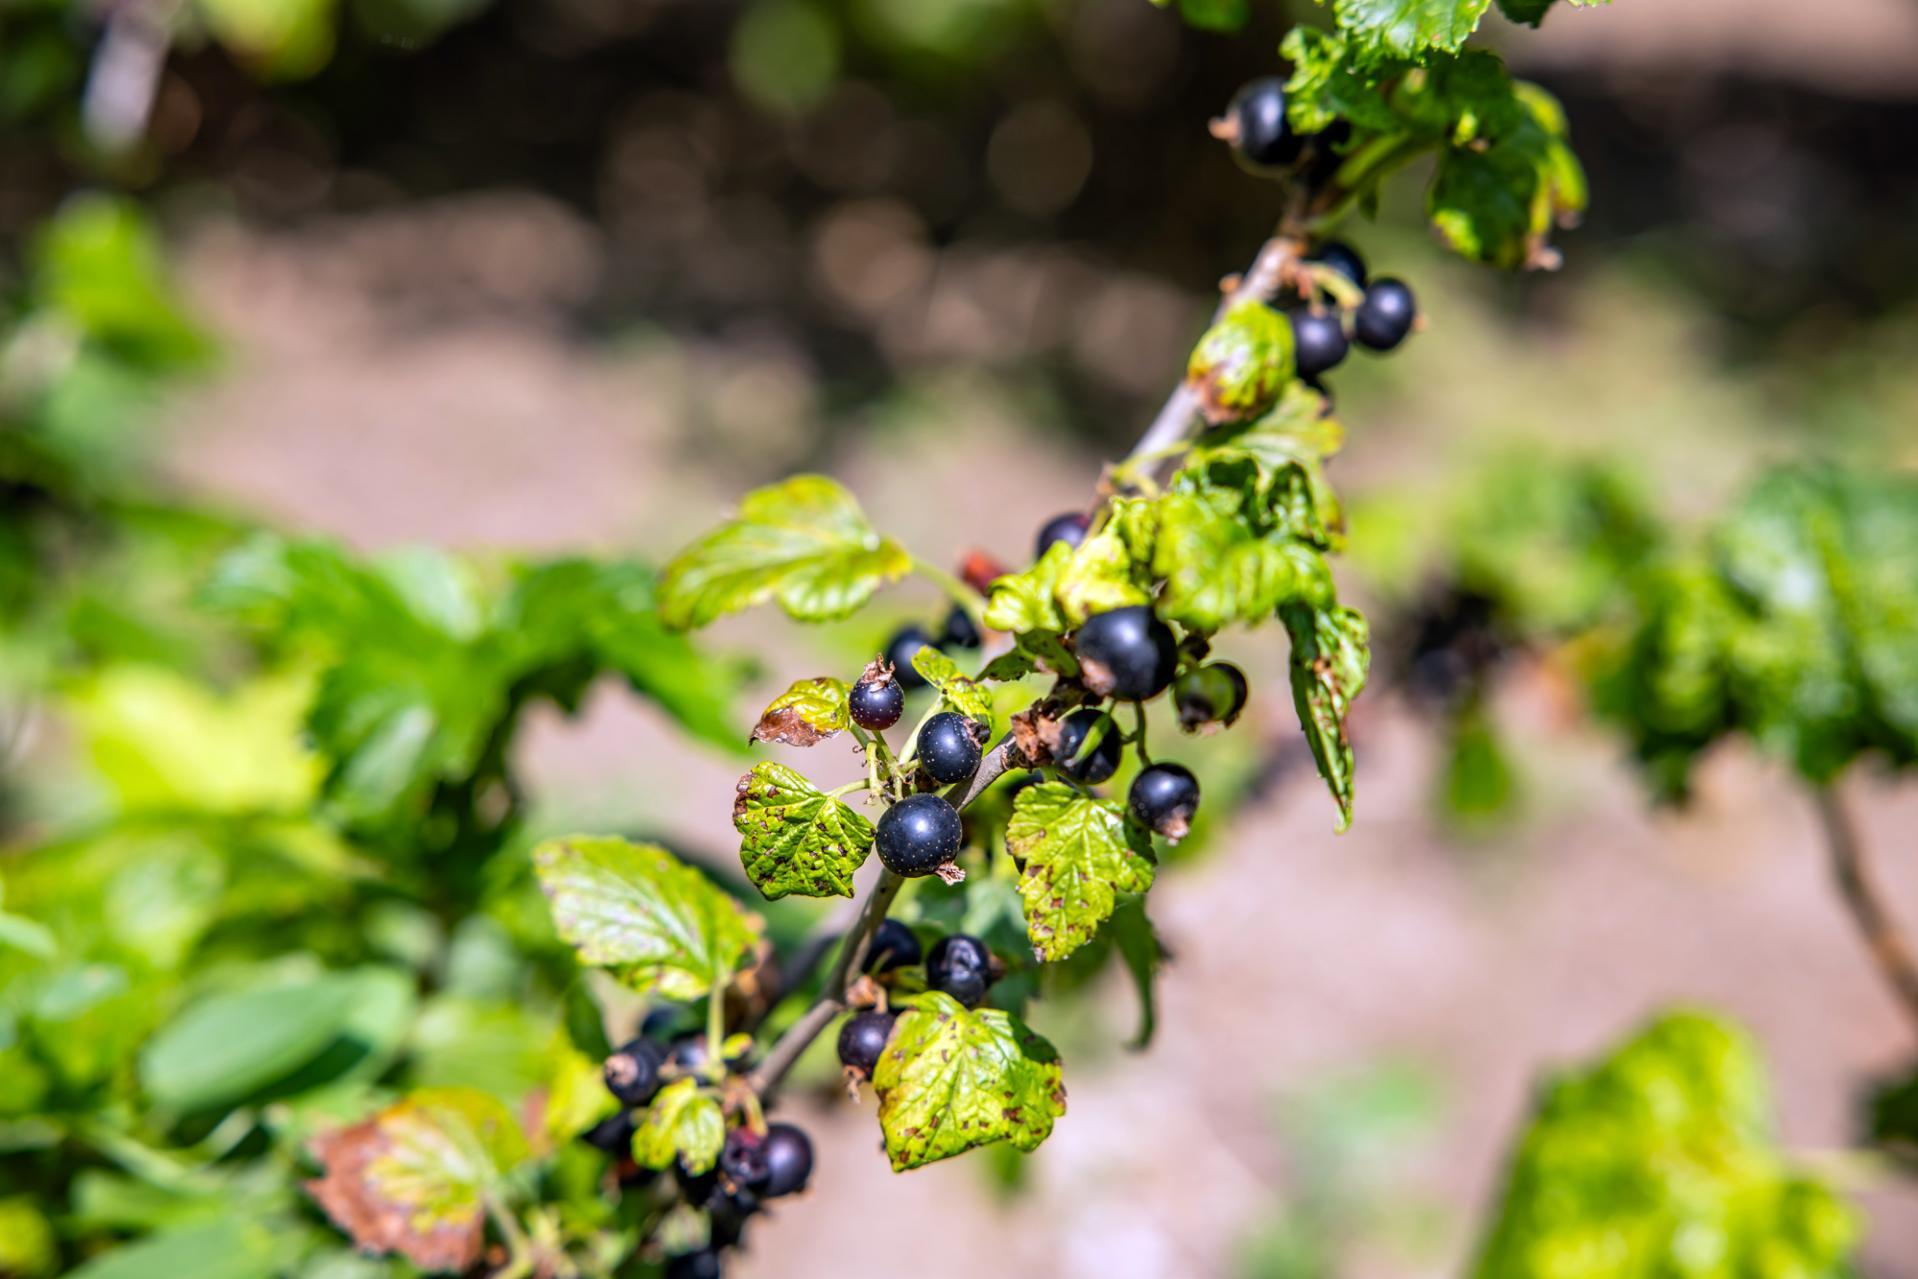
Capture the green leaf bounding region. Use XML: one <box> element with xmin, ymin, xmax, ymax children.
<box><xmin>1055</xmin><ymin>526</ymin><xmax>1154</xmax><ymax>626</ymax></box>
<box><xmin>534</xmin><ymin>836</ymin><xmax>763</xmax><ymax>998</ymax></box>
<box><xmin>1152</xmin><ymin>493</ymin><xmax>1333</xmax><ymax>633</ymax></box>
<box><xmin>911</xmin><ymin>647</ymin><xmax>995</xmax><ymax>721</ymax></box>
<box><xmin>0</xmin><ymin>912</ymin><xmax>56</xmax><ymax>960</ymax></box>
<box><xmin>1472</xmin><ymin>1010</ymin><xmax>1859</xmax><ymax>1279</ymax></box>
<box><xmin>29</xmin><ymin>196</ymin><xmax>212</xmax><ymax>371</ymax></box>
<box><xmin>984</xmin><ymin>540</ymin><xmax>1073</xmax><ymax>636</ymax></box>
<box><xmin>751</xmin><ymin>677</ymin><xmax>849</xmax><ymax>747</ymax></box>
<box><xmin>731</xmin><ymin>762</ymin><xmax>874</xmax><ymax>900</ymax></box>
<box><xmin>1185</xmin><ymin>300</ymin><xmax>1294</xmax><ymax>426</ymax></box>
<box><xmin>1281</xmin><ymin>603</ymin><xmax>1371</xmax><ymax>831</ymax></box>
<box><xmin>140</xmin><ymin>969</ymin><xmax>413</xmax><ymax>1113</ymax></box>
<box><xmin>1172</xmin><ymin>0</ymin><xmax>1250</xmax><ymax>31</ymax></box>
<box><xmin>1108</xmin><ymin>897</ymin><xmax>1164</xmax><ymax>1049</ymax></box>
<box><xmin>307</xmin><ymin>1087</ymin><xmax>530</xmax><ymax>1273</ymax></box>
<box><xmin>658</xmin><ymin>475</ymin><xmax>913</xmax><ymax>629</ymax></box>
<box><xmin>1331</xmin><ymin>0</ymin><xmax>1494</xmax><ymax>60</ymax></box>
<box><xmin>1007</xmin><ymin>783</ymin><xmax>1156</xmax><ymax>963</ymax></box>
<box><xmin>1186</xmin><ymin>383</ymin><xmax>1347</xmax><ymax>550</ymax></box>
<box><xmin>872</xmin><ymin>991</ymin><xmax>1067</xmax><ymax>1171</ymax></box>
<box><xmin>1496</xmin><ymin>0</ymin><xmax>1554</xmax><ymax>25</ymax></box>
<box><xmin>631</xmin><ymin>1078</ymin><xmax>726</xmax><ymax>1175</ymax></box>
<box><xmin>66</xmin><ymin>1219</ymin><xmax>278</xmax><ymax>1279</ymax></box>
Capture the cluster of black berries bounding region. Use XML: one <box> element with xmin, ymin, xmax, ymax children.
<box><xmin>836</xmin><ymin>921</ymin><xmax>1006</xmax><ymax>1076</ymax></box>
<box><xmin>581</xmin><ymin>1013</ymin><xmax>812</xmax><ymax>1278</ymax></box>
<box><xmin>1216</xmin><ymin>78</ymin><xmax>1420</xmax><ymax>387</ymax></box>
<box><xmin>880</xmin><ymin>602</ymin><xmax>983</xmax><ymax>694</ymax></box>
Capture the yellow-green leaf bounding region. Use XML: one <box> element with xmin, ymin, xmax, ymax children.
<box><xmin>731</xmin><ymin>762</ymin><xmax>873</xmax><ymax>900</ymax></box>
<box><xmin>632</xmin><ymin>1078</ymin><xmax>726</xmax><ymax>1175</ymax></box>
<box><xmin>751</xmin><ymin>677</ymin><xmax>849</xmax><ymax>747</ymax></box>
<box><xmin>534</xmin><ymin>836</ymin><xmax>762</xmax><ymax>998</ymax></box>
<box><xmin>658</xmin><ymin>476</ymin><xmax>912</xmax><ymax>629</ymax></box>
<box><xmin>1008</xmin><ymin>783</ymin><xmax>1156</xmax><ymax>962</ymax></box>
<box><xmin>872</xmin><ymin>992</ymin><xmax>1066</xmax><ymax>1171</ymax></box>
<box><xmin>911</xmin><ymin>648</ymin><xmax>995</xmax><ymax>722</ymax></box>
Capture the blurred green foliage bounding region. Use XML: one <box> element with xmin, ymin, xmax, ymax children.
<box><xmin>1472</xmin><ymin>1011</ymin><xmax>1858</xmax><ymax>1279</ymax></box>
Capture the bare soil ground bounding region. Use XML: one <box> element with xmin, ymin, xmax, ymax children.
<box><xmin>165</xmin><ymin>207</ymin><xmax>1918</xmax><ymax>1278</ymax></box>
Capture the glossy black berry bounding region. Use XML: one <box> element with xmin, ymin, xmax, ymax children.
<box><xmin>927</xmin><ymin>934</ymin><xmax>994</xmax><ymax>1008</ymax></box>
<box><xmin>1354</xmin><ymin>277</ymin><xmax>1416</xmax><ymax>352</ymax></box>
<box><xmin>1307</xmin><ymin>240</ymin><xmax>1367</xmax><ymax>288</ymax></box>
<box><xmin>1226</xmin><ymin>76</ymin><xmax>1302</xmax><ymax>168</ymax></box>
<box><xmin>1174</xmin><ymin>663</ymin><xmax>1248</xmax><ymax>732</ymax></box>
<box><xmin>1053</xmin><ymin>708</ymin><xmax>1123</xmax><ymax>784</ymax></box>
<box><xmin>1129</xmin><ymin>762</ymin><xmax>1201</xmax><ymax>842</ymax></box>
<box><xmin>940</xmin><ymin>604</ymin><xmax>982</xmax><ymax>650</ymax></box>
<box><xmin>719</xmin><ymin>1126</ymin><xmax>771</xmax><ymax>1192</ymax></box>
<box><xmin>1290</xmin><ymin>307</ymin><xmax>1349</xmax><ymax>379</ymax></box>
<box><xmin>666</xmin><ymin>1034</ymin><xmax>713</xmax><ymax>1076</ymax></box>
<box><xmin>849</xmin><ymin>673</ymin><xmax>905</xmax><ymax>731</ymax></box>
<box><xmin>665</xmin><ymin>1248</ymin><xmax>722</xmax><ymax>1279</ymax></box>
<box><xmin>760</xmin><ymin>1123</ymin><xmax>814</xmax><ymax>1198</ymax></box>
<box><xmin>836</xmin><ymin>1009</ymin><xmax>896</xmax><ymax>1075</ymax></box>
<box><xmin>1035</xmin><ymin>511</ymin><xmax>1091</xmax><ymax>559</ymax></box>
<box><xmin>885</xmin><ymin>625</ymin><xmax>937</xmax><ymax>689</ymax></box>
<box><xmin>917</xmin><ymin>711</ymin><xmax>985</xmax><ymax>785</ymax></box>
<box><xmin>581</xmin><ymin>1110</ymin><xmax>637</xmax><ymax>1154</ymax></box>
<box><xmin>864</xmin><ymin>917</ymin><xmax>922</xmax><ymax>972</ymax></box>
<box><xmin>1074</xmin><ymin>606</ymin><xmax>1178</xmax><ymax>701</ymax></box>
<box><xmin>675</xmin><ymin>1160</ymin><xmax>719</xmax><ymax>1205</ymax></box>
<box><xmin>874</xmin><ymin>793</ymin><xmax>963</xmax><ymax>876</ymax></box>
<box><xmin>603</xmin><ymin>1037</ymin><xmax>666</xmax><ymax>1106</ymax></box>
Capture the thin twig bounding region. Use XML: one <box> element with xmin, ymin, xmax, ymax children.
<box><xmin>1813</xmin><ymin>781</ymin><xmax>1918</xmax><ymax>1034</ymax></box>
<box><xmin>749</xmin><ymin>869</ymin><xmax>904</xmax><ymax>1099</ymax></box>
<box><xmin>1125</xmin><ymin>232</ymin><xmax>1308</xmax><ymax>468</ymax></box>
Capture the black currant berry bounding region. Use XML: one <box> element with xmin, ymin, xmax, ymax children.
<box><xmin>760</xmin><ymin>1123</ymin><xmax>814</xmax><ymax>1198</ymax></box>
<box><xmin>675</xmin><ymin>1160</ymin><xmax>719</xmax><ymax>1205</ymax></box>
<box><xmin>1034</xmin><ymin>511</ymin><xmax>1091</xmax><ymax>559</ymax></box>
<box><xmin>581</xmin><ymin>1110</ymin><xmax>637</xmax><ymax>1154</ymax></box>
<box><xmin>666</xmin><ymin>1035</ymin><xmax>712</xmax><ymax>1076</ymax></box>
<box><xmin>837</xmin><ymin>1009</ymin><xmax>897</xmax><ymax>1075</ymax></box>
<box><xmin>849</xmin><ymin>671</ymin><xmax>905</xmax><ymax>731</ymax></box>
<box><xmin>940</xmin><ymin>604</ymin><xmax>982</xmax><ymax>650</ymax></box>
<box><xmin>864</xmin><ymin>917</ymin><xmax>922</xmax><ymax>972</ymax></box>
<box><xmin>1129</xmin><ymin>762</ymin><xmax>1202</xmax><ymax>842</ymax></box>
<box><xmin>1307</xmin><ymin>240</ymin><xmax>1367</xmax><ymax>288</ymax></box>
<box><xmin>1354</xmin><ymin>277</ymin><xmax>1417</xmax><ymax>352</ymax></box>
<box><xmin>1074</xmin><ymin>606</ymin><xmax>1178</xmax><ymax>701</ymax></box>
<box><xmin>927</xmin><ymin>934</ymin><xmax>995</xmax><ymax>1009</ymax></box>
<box><xmin>665</xmin><ymin>1248</ymin><xmax>723</xmax><ymax>1279</ymax></box>
<box><xmin>1053</xmin><ymin>708</ymin><xmax>1123</xmax><ymax>784</ymax></box>
<box><xmin>603</xmin><ymin>1037</ymin><xmax>666</xmax><ymax>1107</ymax></box>
<box><xmin>885</xmin><ymin>625</ymin><xmax>937</xmax><ymax>689</ymax></box>
<box><xmin>917</xmin><ymin>711</ymin><xmax>986</xmax><ymax>785</ymax></box>
<box><xmin>874</xmin><ymin>793</ymin><xmax>963</xmax><ymax>876</ymax></box>
<box><xmin>1225</xmin><ymin>76</ymin><xmax>1302</xmax><ymax>168</ymax></box>
<box><xmin>1291</xmin><ymin>307</ymin><xmax>1349</xmax><ymax>379</ymax></box>
<box><xmin>719</xmin><ymin>1127</ymin><xmax>771</xmax><ymax>1192</ymax></box>
<box><xmin>1174</xmin><ymin>663</ymin><xmax>1249</xmax><ymax>732</ymax></box>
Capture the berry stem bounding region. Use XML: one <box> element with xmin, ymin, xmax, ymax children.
<box><xmin>1130</xmin><ymin>701</ymin><xmax>1152</xmax><ymax>764</ymax></box>
<box><xmin>911</xmin><ymin>555</ymin><xmax>990</xmax><ymax>636</ymax></box>
<box><xmin>1126</xmin><ymin>232</ymin><xmax>1308</xmax><ymax>471</ymax></box>
<box><xmin>749</xmin><ymin>868</ymin><xmax>906</xmax><ymax>1101</ymax></box>
<box><xmin>704</xmin><ymin>987</ymin><xmax>726</xmax><ymax>1081</ymax></box>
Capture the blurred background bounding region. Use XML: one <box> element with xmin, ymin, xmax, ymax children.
<box><xmin>4</xmin><ymin>0</ymin><xmax>1918</xmax><ymax>1275</ymax></box>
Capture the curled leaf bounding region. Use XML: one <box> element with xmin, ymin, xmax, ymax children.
<box><xmin>306</xmin><ymin>1088</ymin><xmax>529</xmax><ymax>1274</ymax></box>
<box><xmin>751</xmin><ymin>677</ymin><xmax>849</xmax><ymax>747</ymax></box>
<box><xmin>1185</xmin><ymin>300</ymin><xmax>1294</xmax><ymax>426</ymax></box>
